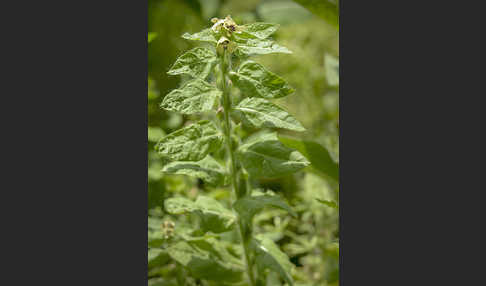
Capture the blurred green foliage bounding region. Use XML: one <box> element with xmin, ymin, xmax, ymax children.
<box><xmin>148</xmin><ymin>0</ymin><xmax>339</xmax><ymax>285</ymax></box>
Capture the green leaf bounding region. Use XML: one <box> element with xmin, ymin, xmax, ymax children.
<box><xmin>230</xmin><ymin>61</ymin><xmax>294</xmax><ymax>99</ymax></box>
<box><xmin>162</xmin><ymin>155</ymin><xmax>226</xmax><ymax>186</ymax></box>
<box><xmin>148</xmin><ymin>217</ymin><xmax>165</xmax><ymax>248</ymax></box>
<box><xmin>182</xmin><ymin>28</ymin><xmax>217</xmax><ymax>44</ymax></box>
<box><xmin>292</xmin><ymin>0</ymin><xmax>339</xmax><ymax>29</ymax></box>
<box><xmin>232</xmin><ymin>97</ymin><xmax>305</xmax><ymax>131</ymax></box>
<box><xmin>148</xmin><ymin>248</ymin><xmax>169</xmax><ymax>268</ymax></box>
<box><xmin>239</xmin><ymin>22</ymin><xmax>280</xmax><ymax>39</ymax></box>
<box><xmin>148</xmin><ymin>32</ymin><xmax>157</xmax><ymax>43</ymax></box>
<box><xmin>258</xmin><ymin>0</ymin><xmax>312</xmax><ymax>24</ymax></box>
<box><xmin>234</xmin><ymin>38</ymin><xmax>292</xmax><ymax>57</ymax></box>
<box><xmin>167</xmin><ymin>47</ymin><xmax>217</xmax><ymax>79</ymax></box>
<box><xmin>234</xmin><ymin>191</ymin><xmax>296</xmax><ymax>237</ymax></box>
<box><xmin>251</xmin><ymin>235</ymin><xmax>294</xmax><ymax>286</ymax></box>
<box><xmin>325</xmin><ymin>53</ymin><xmax>339</xmax><ymax>86</ymax></box>
<box><xmin>156</xmin><ymin>120</ymin><xmax>223</xmax><ymax>161</ymax></box>
<box><xmin>164</xmin><ymin>196</ymin><xmax>236</xmax><ymax>233</ymax></box>
<box><xmin>316</xmin><ymin>198</ymin><xmax>338</xmax><ymax>209</ymax></box>
<box><xmin>234</xmin><ymin>191</ymin><xmax>297</xmax><ymax>220</ymax></box>
<box><xmin>237</xmin><ymin>132</ymin><xmax>309</xmax><ymax>178</ymax></box>
<box><xmin>160</xmin><ymin>79</ymin><xmax>221</xmax><ymax>114</ymax></box>
<box><xmin>278</xmin><ymin>136</ymin><xmax>339</xmax><ymax>182</ymax></box>
<box><xmin>182</xmin><ymin>236</ymin><xmax>244</xmax><ymax>269</ymax></box>
<box><xmin>167</xmin><ymin>241</ymin><xmax>243</xmax><ymax>282</ymax></box>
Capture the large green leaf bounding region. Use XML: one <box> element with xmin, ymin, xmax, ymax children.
<box><xmin>167</xmin><ymin>240</ymin><xmax>243</xmax><ymax>282</ymax></box>
<box><xmin>234</xmin><ymin>38</ymin><xmax>292</xmax><ymax>57</ymax></box>
<box><xmin>161</xmin><ymin>155</ymin><xmax>227</xmax><ymax>186</ymax></box>
<box><xmin>167</xmin><ymin>47</ymin><xmax>217</xmax><ymax>79</ymax></box>
<box><xmin>237</xmin><ymin>132</ymin><xmax>309</xmax><ymax>178</ymax></box>
<box><xmin>251</xmin><ymin>235</ymin><xmax>294</xmax><ymax>286</ymax></box>
<box><xmin>156</xmin><ymin>121</ymin><xmax>223</xmax><ymax>162</ymax></box>
<box><xmin>164</xmin><ymin>196</ymin><xmax>235</xmax><ymax>233</ymax></box>
<box><xmin>181</xmin><ymin>28</ymin><xmax>217</xmax><ymax>44</ymax></box>
<box><xmin>292</xmin><ymin>0</ymin><xmax>339</xmax><ymax>29</ymax></box>
<box><xmin>278</xmin><ymin>136</ymin><xmax>339</xmax><ymax>182</ymax></box>
<box><xmin>238</xmin><ymin>23</ymin><xmax>280</xmax><ymax>39</ymax></box>
<box><xmin>230</xmin><ymin>61</ymin><xmax>294</xmax><ymax>99</ymax></box>
<box><xmin>232</xmin><ymin>97</ymin><xmax>305</xmax><ymax>131</ymax></box>
<box><xmin>160</xmin><ymin>79</ymin><xmax>221</xmax><ymax>114</ymax></box>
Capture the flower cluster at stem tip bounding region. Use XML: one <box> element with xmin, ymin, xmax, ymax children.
<box><xmin>162</xmin><ymin>220</ymin><xmax>175</xmax><ymax>239</ymax></box>
<box><xmin>212</xmin><ymin>15</ymin><xmax>241</xmax><ymax>55</ymax></box>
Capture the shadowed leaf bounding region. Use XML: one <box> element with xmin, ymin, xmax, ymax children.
<box><xmin>237</xmin><ymin>132</ymin><xmax>309</xmax><ymax>178</ymax></box>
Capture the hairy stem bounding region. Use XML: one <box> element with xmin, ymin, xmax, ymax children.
<box><xmin>219</xmin><ymin>50</ymin><xmax>256</xmax><ymax>286</ymax></box>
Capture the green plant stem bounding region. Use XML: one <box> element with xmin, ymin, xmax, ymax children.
<box><xmin>219</xmin><ymin>50</ymin><xmax>256</xmax><ymax>286</ymax></box>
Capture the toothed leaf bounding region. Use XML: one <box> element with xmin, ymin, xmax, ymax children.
<box><xmin>162</xmin><ymin>155</ymin><xmax>226</xmax><ymax>186</ymax></box>
<box><xmin>160</xmin><ymin>79</ymin><xmax>221</xmax><ymax>114</ymax></box>
<box><xmin>230</xmin><ymin>61</ymin><xmax>294</xmax><ymax>99</ymax></box>
<box><xmin>167</xmin><ymin>47</ymin><xmax>217</xmax><ymax>79</ymax></box>
<box><xmin>156</xmin><ymin>121</ymin><xmax>223</xmax><ymax>161</ymax></box>
<box><xmin>164</xmin><ymin>196</ymin><xmax>236</xmax><ymax>233</ymax></box>
<box><xmin>232</xmin><ymin>97</ymin><xmax>305</xmax><ymax>131</ymax></box>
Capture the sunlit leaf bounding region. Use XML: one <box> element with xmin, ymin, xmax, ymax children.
<box><xmin>156</xmin><ymin>120</ymin><xmax>224</xmax><ymax>161</ymax></box>
<box><xmin>239</xmin><ymin>22</ymin><xmax>279</xmax><ymax>39</ymax></box>
<box><xmin>234</xmin><ymin>38</ymin><xmax>292</xmax><ymax>57</ymax></box>
<box><xmin>232</xmin><ymin>97</ymin><xmax>305</xmax><ymax>131</ymax></box>
<box><xmin>237</xmin><ymin>132</ymin><xmax>309</xmax><ymax>178</ymax></box>
<box><xmin>160</xmin><ymin>79</ymin><xmax>221</xmax><ymax>114</ymax></box>
<box><xmin>230</xmin><ymin>61</ymin><xmax>294</xmax><ymax>99</ymax></box>
<box><xmin>167</xmin><ymin>47</ymin><xmax>217</xmax><ymax>79</ymax></box>
<box><xmin>164</xmin><ymin>196</ymin><xmax>236</xmax><ymax>233</ymax></box>
<box><xmin>162</xmin><ymin>155</ymin><xmax>226</xmax><ymax>186</ymax></box>
<box><xmin>182</xmin><ymin>28</ymin><xmax>217</xmax><ymax>43</ymax></box>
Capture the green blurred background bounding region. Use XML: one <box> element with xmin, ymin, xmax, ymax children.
<box><xmin>148</xmin><ymin>0</ymin><xmax>339</xmax><ymax>285</ymax></box>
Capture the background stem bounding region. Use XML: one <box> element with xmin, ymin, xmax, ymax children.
<box><xmin>219</xmin><ymin>49</ymin><xmax>256</xmax><ymax>286</ymax></box>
